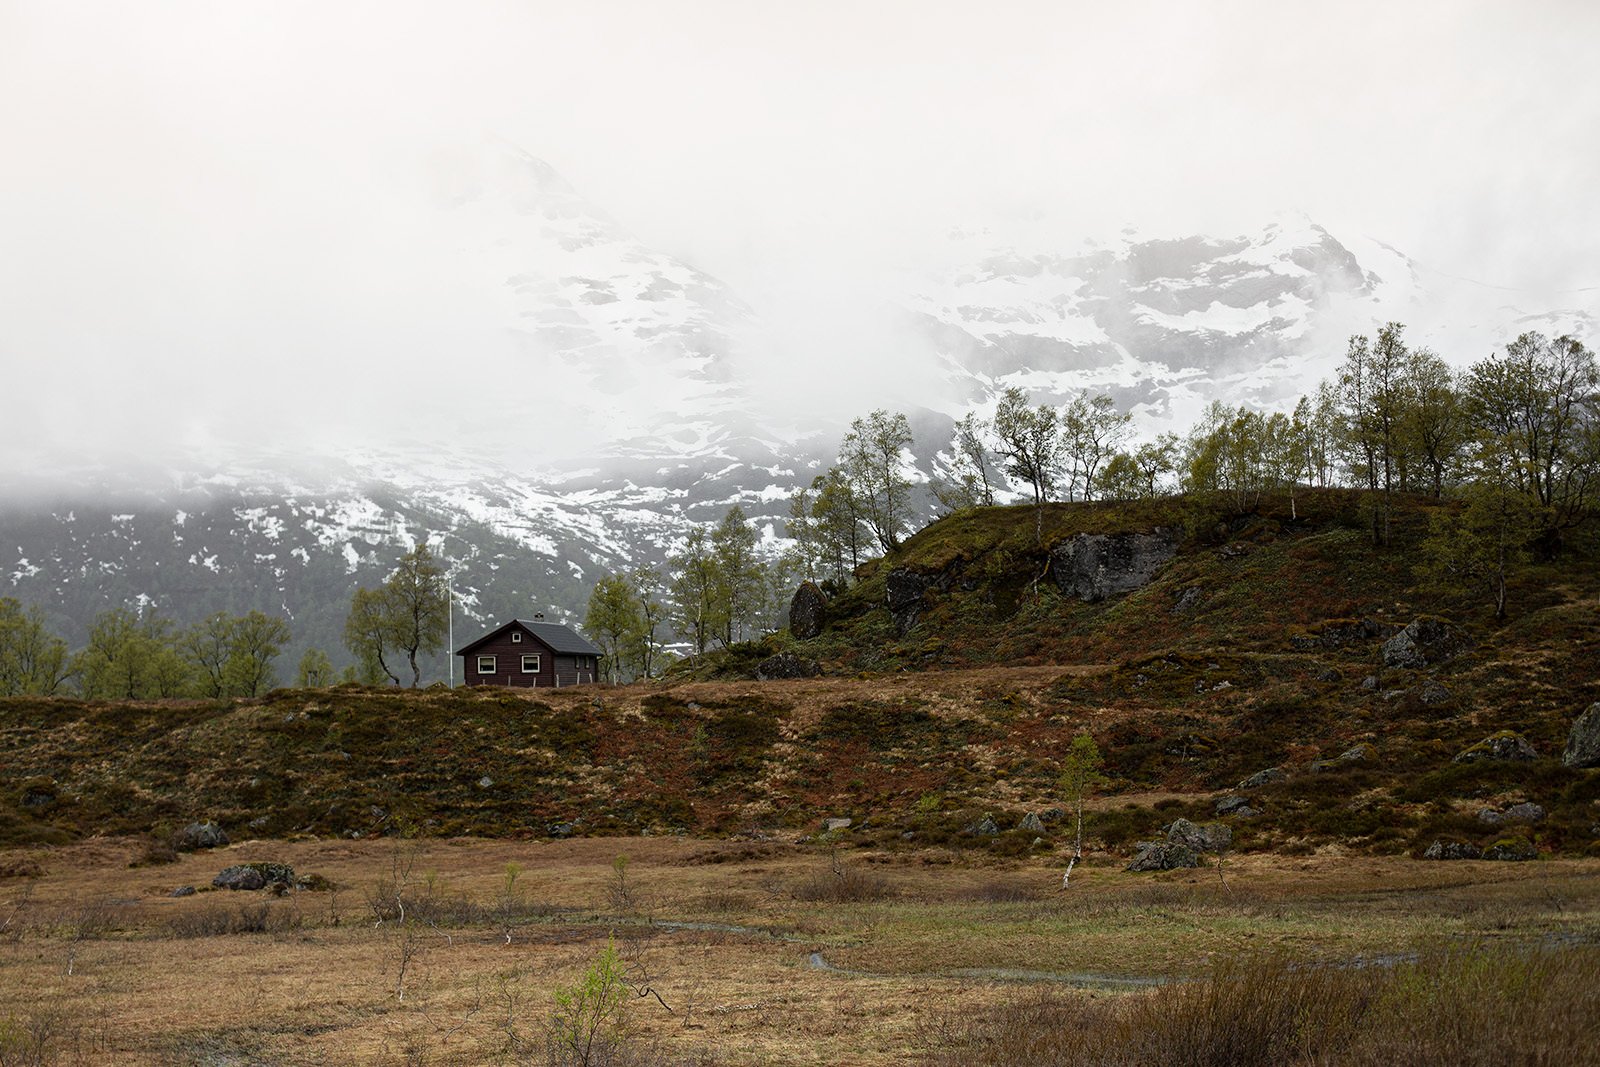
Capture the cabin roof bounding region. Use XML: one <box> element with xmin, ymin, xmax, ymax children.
<box><xmin>454</xmin><ymin>618</ymin><xmax>602</xmax><ymax>657</ymax></box>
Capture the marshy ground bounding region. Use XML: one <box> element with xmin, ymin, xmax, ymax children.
<box><xmin>4</xmin><ymin>835</ymin><xmax>1599</xmax><ymax>1064</ymax></box>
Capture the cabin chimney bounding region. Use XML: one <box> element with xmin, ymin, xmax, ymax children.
<box><xmin>534</xmin><ymin>612</ymin><xmax>546</xmax><ymax>621</ymax></box>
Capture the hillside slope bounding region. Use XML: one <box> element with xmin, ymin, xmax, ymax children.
<box><xmin>4</xmin><ymin>492</ymin><xmax>1598</xmax><ymax>864</ymax></box>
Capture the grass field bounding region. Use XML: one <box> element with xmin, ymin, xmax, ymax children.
<box><xmin>3</xmin><ymin>835</ymin><xmax>1599</xmax><ymax>1064</ymax></box>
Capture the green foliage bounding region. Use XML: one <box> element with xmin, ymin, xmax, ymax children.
<box><xmin>992</xmin><ymin>386</ymin><xmax>1061</xmax><ymax>536</ymax></box>
<box><xmin>1420</xmin><ymin>435</ymin><xmax>1539</xmax><ymax>618</ymax></box>
<box><xmin>546</xmin><ymin>936</ymin><xmax>632</xmax><ymax>1065</ymax></box>
<box><xmin>295</xmin><ymin>646</ymin><xmax>335</xmax><ymax>688</ymax></box>
<box><xmin>341</xmin><ymin>545</ymin><xmax>447</xmax><ymax>687</ymax></box>
<box><xmin>72</xmin><ymin>607</ymin><xmax>191</xmax><ymax>700</ymax></box>
<box><xmin>0</xmin><ymin>597</ymin><xmax>70</xmax><ymax>696</ymax></box>
<box><xmin>839</xmin><ymin>409</ymin><xmax>915</xmax><ymax>553</ymax></box>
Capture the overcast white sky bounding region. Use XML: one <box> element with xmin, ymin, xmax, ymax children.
<box><xmin>3</xmin><ymin>1</ymin><xmax>1598</xmax><ymax>474</ymax></box>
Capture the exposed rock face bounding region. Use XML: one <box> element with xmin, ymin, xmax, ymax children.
<box><xmin>1126</xmin><ymin>842</ymin><xmax>1202</xmax><ymax>871</ymax></box>
<box><xmin>756</xmin><ymin>653</ymin><xmax>820</xmax><ymax>680</ymax></box>
<box><xmin>1423</xmin><ymin>840</ymin><xmax>1483</xmax><ymax>861</ymax></box>
<box><xmin>885</xmin><ymin>569</ymin><xmax>929</xmax><ymax>636</ymax></box>
<box><xmin>1478</xmin><ymin>803</ymin><xmax>1546</xmax><ymax>827</ymax></box>
<box><xmin>175</xmin><ymin>822</ymin><xmax>229</xmax><ymax>851</ymax></box>
<box><xmin>967</xmin><ymin>815</ymin><xmax>1000</xmax><ymax>837</ymax></box>
<box><xmin>1453</xmin><ymin>732</ymin><xmax>1538</xmax><ymax>764</ymax></box>
<box><xmin>822</xmin><ymin>817</ymin><xmax>852</xmax><ymax>833</ymax></box>
<box><xmin>1050</xmin><ymin>529</ymin><xmax>1179</xmax><ymax>603</ymax></box>
<box><xmin>1017</xmin><ymin>812</ymin><xmax>1046</xmax><ymax>833</ymax></box>
<box><xmin>788</xmin><ymin>581</ymin><xmax>829</xmax><ymax>640</ymax></box>
<box><xmin>1381</xmin><ymin>616</ymin><xmax>1473</xmax><ymax>670</ymax></box>
<box><xmin>1562</xmin><ymin>703</ymin><xmax>1600</xmax><ymax>768</ymax></box>
<box><xmin>1165</xmin><ymin>818</ymin><xmax>1232</xmax><ymax>853</ymax></box>
<box><xmin>1171</xmin><ymin>587</ymin><xmax>1204</xmax><ymax>615</ymax></box>
<box><xmin>1238</xmin><ymin>767</ymin><xmax>1286</xmax><ymax>790</ymax></box>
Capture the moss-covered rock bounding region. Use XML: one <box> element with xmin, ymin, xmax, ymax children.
<box><xmin>1453</xmin><ymin>731</ymin><xmax>1538</xmax><ymax>764</ymax></box>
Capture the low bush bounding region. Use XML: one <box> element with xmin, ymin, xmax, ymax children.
<box><xmin>790</xmin><ymin>862</ymin><xmax>894</xmax><ymax>904</ymax></box>
<box><xmin>166</xmin><ymin>902</ymin><xmax>302</xmax><ymax>939</ymax></box>
<box><xmin>921</xmin><ymin>944</ymin><xmax>1600</xmax><ymax>1066</ymax></box>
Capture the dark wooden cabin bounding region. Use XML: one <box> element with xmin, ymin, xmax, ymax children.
<box><xmin>454</xmin><ymin>618</ymin><xmax>603</xmax><ymax>688</ymax></box>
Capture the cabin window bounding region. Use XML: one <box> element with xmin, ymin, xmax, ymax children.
<box><xmin>512</xmin><ymin>632</ymin><xmax>522</xmax><ymax>643</ymax></box>
<box><xmin>521</xmin><ymin>654</ymin><xmax>541</xmax><ymax>673</ymax></box>
<box><xmin>477</xmin><ymin>655</ymin><xmax>495</xmax><ymax>675</ymax></box>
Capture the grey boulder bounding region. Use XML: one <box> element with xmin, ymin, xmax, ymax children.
<box><xmin>174</xmin><ymin>821</ymin><xmax>229</xmax><ymax>851</ymax></box>
<box><xmin>1381</xmin><ymin>616</ymin><xmax>1473</xmax><ymax>670</ymax></box>
<box><xmin>1478</xmin><ymin>803</ymin><xmax>1546</xmax><ymax>827</ymax></box>
<box><xmin>1238</xmin><ymin>767</ymin><xmax>1286</xmax><ymax>790</ymax></box>
<box><xmin>1165</xmin><ymin>818</ymin><xmax>1232</xmax><ymax>853</ymax></box>
<box><xmin>788</xmin><ymin>581</ymin><xmax>829</xmax><ymax>640</ymax></box>
<box><xmin>1562</xmin><ymin>703</ymin><xmax>1600</xmax><ymax>769</ymax></box>
<box><xmin>1126</xmin><ymin>842</ymin><xmax>1202</xmax><ymax>872</ymax></box>
<box><xmin>1423</xmin><ymin>840</ymin><xmax>1483</xmax><ymax>861</ymax></box>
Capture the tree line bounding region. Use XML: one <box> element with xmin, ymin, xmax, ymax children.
<box><xmin>0</xmin><ymin>597</ymin><xmax>318</xmax><ymax>700</ymax></box>
<box><xmin>583</xmin><ymin>505</ymin><xmax>799</xmax><ymax>681</ymax></box>
<box><xmin>0</xmin><ymin>543</ymin><xmax>453</xmax><ymax>699</ymax></box>
<box><xmin>585</xmin><ymin>323</ymin><xmax>1597</xmax><ymax>659</ymax></box>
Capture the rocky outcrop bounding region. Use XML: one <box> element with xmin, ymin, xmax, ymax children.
<box><xmin>1050</xmin><ymin>529</ymin><xmax>1179</xmax><ymax>603</ymax></box>
<box><xmin>788</xmin><ymin>582</ymin><xmax>829</xmax><ymax>639</ymax></box>
<box><xmin>756</xmin><ymin>652</ymin><xmax>820</xmax><ymax>680</ymax></box>
<box><xmin>966</xmin><ymin>815</ymin><xmax>1000</xmax><ymax>837</ymax></box>
<box><xmin>1017</xmin><ymin>812</ymin><xmax>1046</xmax><ymax>833</ymax></box>
<box><xmin>1478</xmin><ymin>803</ymin><xmax>1546</xmax><ymax>827</ymax></box>
<box><xmin>1126</xmin><ymin>842</ymin><xmax>1202</xmax><ymax>871</ymax></box>
<box><xmin>1238</xmin><ymin>767</ymin><xmax>1286</xmax><ymax>790</ymax></box>
<box><xmin>213</xmin><ymin>862</ymin><xmax>295</xmax><ymax>891</ymax></box>
<box><xmin>1215</xmin><ymin>796</ymin><xmax>1259</xmax><ymax>818</ymax></box>
<box><xmin>1381</xmin><ymin>616</ymin><xmax>1473</xmax><ymax>670</ymax></box>
<box><xmin>1484</xmin><ymin>838</ymin><xmax>1538</xmax><ymax>862</ymax></box>
<box><xmin>1291</xmin><ymin>618</ymin><xmax>1385</xmax><ymax>652</ymax></box>
<box><xmin>1423</xmin><ymin>840</ymin><xmax>1483</xmax><ymax>861</ymax></box>
<box><xmin>174</xmin><ymin>821</ymin><xmax>229</xmax><ymax>851</ymax></box>
<box><xmin>885</xmin><ymin>569</ymin><xmax>929</xmax><ymax>636</ymax></box>
<box><xmin>1164</xmin><ymin>818</ymin><xmax>1232</xmax><ymax>853</ymax></box>
<box><xmin>1453</xmin><ymin>732</ymin><xmax>1537</xmax><ymax>764</ymax></box>
<box><xmin>1562</xmin><ymin>703</ymin><xmax>1600</xmax><ymax>768</ymax></box>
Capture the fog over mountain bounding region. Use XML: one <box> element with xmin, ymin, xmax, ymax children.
<box><xmin>1</xmin><ymin>2</ymin><xmax>1597</xmax><ymax>669</ymax></box>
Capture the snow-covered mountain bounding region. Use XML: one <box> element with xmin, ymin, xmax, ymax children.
<box><xmin>908</xmin><ymin>216</ymin><xmax>1598</xmax><ymax>433</ymax></box>
<box><xmin>5</xmin><ymin>157</ymin><xmax>1595</xmax><ymax>677</ymax></box>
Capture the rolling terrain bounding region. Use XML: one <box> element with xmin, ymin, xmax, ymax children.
<box><xmin>6</xmin><ymin>490</ymin><xmax>1598</xmax><ymax>866</ymax></box>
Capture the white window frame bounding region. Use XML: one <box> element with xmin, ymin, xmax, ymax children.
<box><xmin>521</xmin><ymin>654</ymin><xmax>541</xmax><ymax>673</ymax></box>
<box><xmin>477</xmin><ymin>655</ymin><xmax>496</xmax><ymax>675</ymax></box>
<box><xmin>511</xmin><ymin>631</ymin><xmax>522</xmax><ymax>643</ymax></box>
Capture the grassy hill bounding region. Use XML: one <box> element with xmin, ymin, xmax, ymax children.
<box><xmin>4</xmin><ymin>489</ymin><xmax>1598</xmax><ymax>863</ymax></box>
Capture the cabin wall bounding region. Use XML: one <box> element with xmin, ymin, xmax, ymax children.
<box><xmin>460</xmin><ymin>632</ymin><xmax>555</xmax><ymax>688</ymax></box>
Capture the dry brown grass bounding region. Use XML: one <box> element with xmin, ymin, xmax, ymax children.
<box><xmin>1</xmin><ymin>836</ymin><xmax>1598</xmax><ymax>1064</ymax></box>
